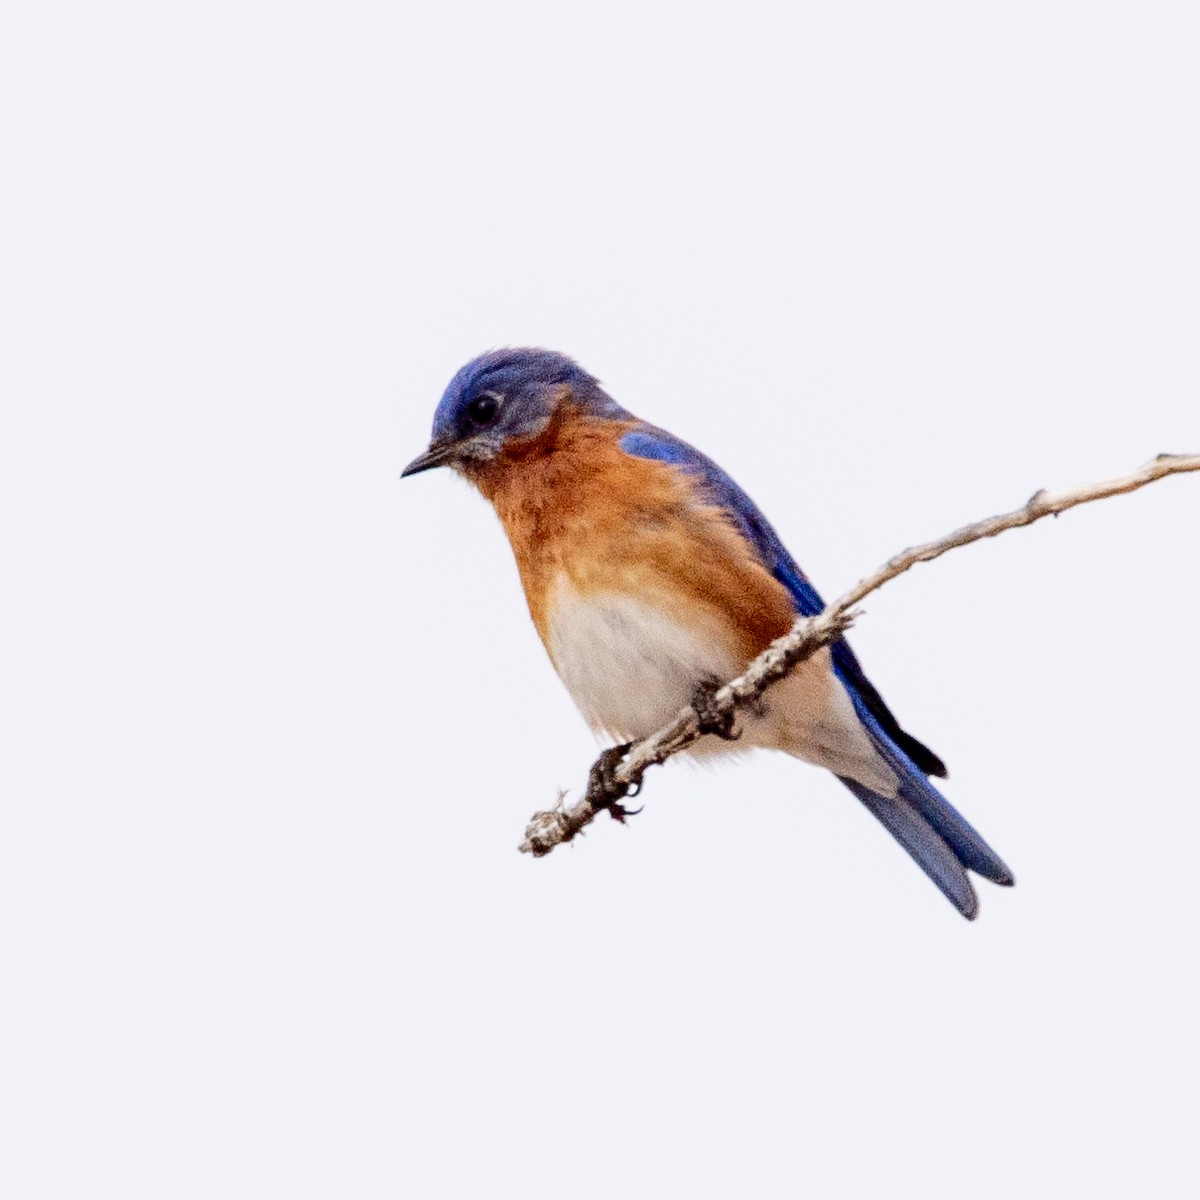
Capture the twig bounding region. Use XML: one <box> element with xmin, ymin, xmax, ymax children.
<box><xmin>519</xmin><ymin>452</ymin><xmax>1200</xmax><ymax>856</ymax></box>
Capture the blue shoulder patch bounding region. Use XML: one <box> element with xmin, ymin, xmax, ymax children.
<box><xmin>619</xmin><ymin>425</ymin><xmax>826</xmax><ymax>616</ymax></box>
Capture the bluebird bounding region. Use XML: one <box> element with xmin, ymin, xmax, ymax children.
<box><xmin>403</xmin><ymin>348</ymin><xmax>1013</xmax><ymax>918</ymax></box>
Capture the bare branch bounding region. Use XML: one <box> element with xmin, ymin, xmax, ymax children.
<box><xmin>519</xmin><ymin>452</ymin><xmax>1200</xmax><ymax>856</ymax></box>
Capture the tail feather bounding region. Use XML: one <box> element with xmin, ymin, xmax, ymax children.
<box><xmin>897</xmin><ymin>774</ymin><xmax>1014</xmax><ymax>886</ymax></box>
<box><xmin>840</xmin><ymin>778</ymin><xmax>980</xmax><ymax>919</ymax></box>
<box><xmin>840</xmin><ymin>689</ymin><xmax>1015</xmax><ymax>918</ymax></box>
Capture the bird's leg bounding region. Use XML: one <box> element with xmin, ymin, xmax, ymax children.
<box><xmin>690</xmin><ymin>676</ymin><xmax>741</xmax><ymax>741</ymax></box>
<box><xmin>586</xmin><ymin>742</ymin><xmax>643</xmax><ymax>823</ymax></box>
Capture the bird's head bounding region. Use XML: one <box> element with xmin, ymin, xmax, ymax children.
<box><xmin>401</xmin><ymin>348</ymin><xmax>624</xmax><ymax>478</ymax></box>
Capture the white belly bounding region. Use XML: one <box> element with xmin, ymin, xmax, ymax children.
<box><xmin>544</xmin><ymin>580</ymin><xmax>898</xmax><ymax>795</ymax></box>
<box><xmin>546</xmin><ymin>584</ymin><xmax>743</xmax><ymax>742</ymax></box>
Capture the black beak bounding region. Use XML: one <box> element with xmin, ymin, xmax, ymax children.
<box><xmin>401</xmin><ymin>441</ymin><xmax>459</xmax><ymax>478</ymax></box>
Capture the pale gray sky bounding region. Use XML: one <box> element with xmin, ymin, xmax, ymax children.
<box><xmin>2</xmin><ymin>3</ymin><xmax>1198</xmax><ymax>1197</ymax></box>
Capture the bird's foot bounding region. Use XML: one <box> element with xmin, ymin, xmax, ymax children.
<box><xmin>690</xmin><ymin>678</ymin><xmax>741</xmax><ymax>741</ymax></box>
<box><xmin>586</xmin><ymin>743</ymin><xmax>643</xmax><ymax>823</ymax></box>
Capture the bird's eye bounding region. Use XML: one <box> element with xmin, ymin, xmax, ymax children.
<box><xmin>466</xmin><ymin>393</ymin><xmax>500</xmax><ymax>426</ymax></box>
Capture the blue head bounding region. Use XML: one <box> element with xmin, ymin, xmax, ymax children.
<box><xmin>402</xmin><ymin>348</ymin><xmax>626</xmax><ymax>477</ymax></box>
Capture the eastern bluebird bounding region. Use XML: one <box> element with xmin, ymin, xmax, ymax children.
<box><xmin>403</xmin><ymin>348</ymin><xmax>1013</xmax><ymax>918</ymax></box>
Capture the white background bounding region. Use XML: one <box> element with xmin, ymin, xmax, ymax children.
<box><xmin>2</xmin><ymin>3</ymin><xmax>1198</xmax><ymax>1197</ymax></box>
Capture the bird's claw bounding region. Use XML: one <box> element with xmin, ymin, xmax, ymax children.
<box><xmin>690</xmin><ymin>678</ymin><xmax>741</xmax><ymax>740</ymax></box>
<box><xmin>586</xmin><ymin>743</ymin><xmax>643</xmax><ymax>822</ymax></box>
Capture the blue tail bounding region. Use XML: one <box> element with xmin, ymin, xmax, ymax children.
<box><xmin>841</xmin><ymin>697</ymin><xmax>1014</xmax><ymax>920</ymax></box>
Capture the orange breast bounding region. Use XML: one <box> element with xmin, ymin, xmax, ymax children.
<box><xmin>463</xmin><ymin>410</ymin><xmax>797</xmax><ymax>667</ymax></box>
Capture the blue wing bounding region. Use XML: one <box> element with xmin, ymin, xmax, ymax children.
<box><xmin>620</xmin><ymin>424</ymin><xmax>947</xmax><ymax>778</ymax></box>
<box><xmin>620</xmin><ymin>424</ymin><xmax>1018</xmax><ymax>916</ymax></box>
